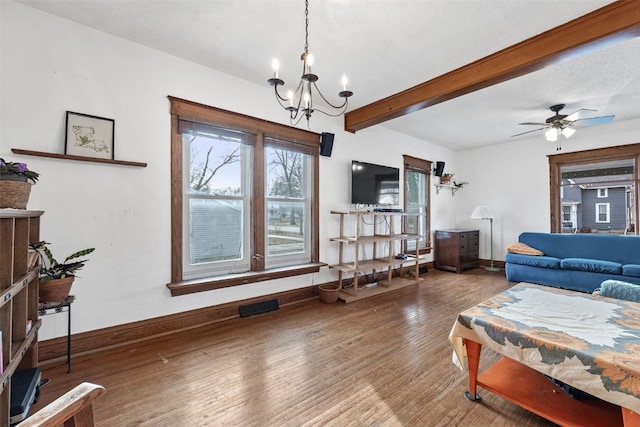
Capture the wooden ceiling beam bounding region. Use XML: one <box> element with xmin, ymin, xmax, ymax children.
<box><xmin>344</xmin><ymin>1</ymin><xmax>640</xmax><ymax>133</ymax></box>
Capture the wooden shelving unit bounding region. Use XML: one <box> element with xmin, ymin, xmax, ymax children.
<box><xmin>0</xmin><ymin>209</ymin><xmax>43</xmax><ymax>424</ymax></box>
<box><xmin>329</xmin><ymin>210</ymin><xmax>424</xmax><ymax>302</ymax></box>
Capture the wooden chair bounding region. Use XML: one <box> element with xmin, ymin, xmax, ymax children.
<box><xmin>17</xmin><ymin>382</ymin><xmax>105</xmax><ymax>427</ymax></box>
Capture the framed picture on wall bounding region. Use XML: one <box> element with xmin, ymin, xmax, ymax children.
<box><xmin>64</xmin><ymin>111</ymin><xmax>115</xmax><ymax>160</ymax></box>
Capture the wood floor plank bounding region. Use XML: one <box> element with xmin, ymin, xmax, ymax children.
<box><xmin>30</xmin><ymin>269</ymin><xmax>559</xmax><ymax>426</ymax></box>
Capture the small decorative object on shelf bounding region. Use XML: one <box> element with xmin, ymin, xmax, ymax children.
<box><xmin>440</xmin><ymin>173</ymin><xmax>453</xmax><ymax>184</ymax></box>
<box><xmin>65</xmin><ymin>111</ymin><xmax>115</xmax><ymax>160</ymax></box>
<box><xmin>0</xmin><ymin>158</ymin><xmax>39</xmax><ymax>209</ymax></box>
<box><xmin>30</xmin><ymin>242</ymin><xmax>95</xmax><ymax>304</ymax></box>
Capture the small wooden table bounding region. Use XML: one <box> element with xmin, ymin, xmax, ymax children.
<box><xmin>449</xmin><ymin>283</ymin><xmax>640</xmax><ymax>426</ymax></box>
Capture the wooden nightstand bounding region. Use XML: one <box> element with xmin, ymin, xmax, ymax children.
<box><xmin>434</xmin><ymin>229</ymin><xmax>479</xmax><ymax>273</ymax></box>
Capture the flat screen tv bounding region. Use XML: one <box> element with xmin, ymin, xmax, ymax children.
<box><xmin>351</xmin><ymin>160</ymin><xmax>400</xmax><ymax>205</ymax></box>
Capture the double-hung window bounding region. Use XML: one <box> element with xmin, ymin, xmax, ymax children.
<box><xmin>168</xmin><ymin>97</ymin><xmax>321</xmax><ymax>295</ymax></box>
<box><xmin>403</xmin><ymin>155</ymin><xmax>432</xmax><ymax>254</ymax></box>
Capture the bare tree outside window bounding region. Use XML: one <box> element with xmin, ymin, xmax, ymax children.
<box><xmin>266</xmin><ymin>146</ymin><xmax>308</xmax><ymax>258</ymax></box>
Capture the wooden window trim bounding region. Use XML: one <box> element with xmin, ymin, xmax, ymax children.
<box><xmin>548</xmin><ymin>142</ymin><xmax>640</xmax><ymax>233</ymax></box>
<box><xmin>168</xmin><ymin>96</ymin><xmax>321</xmax><ymax>295</ymax></box>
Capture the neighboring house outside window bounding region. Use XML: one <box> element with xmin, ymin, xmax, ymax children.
<box><xmin>168</xmin><ymin>97</ymin><xmax>321</xmax><ymax>295</ymax></box>
<box><xmin>549</xmin><ymin>145</ymin><xmax>640</xmax><ymax>235</ymax></box>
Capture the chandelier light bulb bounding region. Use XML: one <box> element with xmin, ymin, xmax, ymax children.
<box><xmin>304</xmin><ymin>91</ymin><xmax>310</xmax><ymax>108</ymax></box>
<box><xmin>287</xmin><ymin>90</ymin><xmax>294</xmax><ymax>107</ymax></box>
<box><xmin>341</xmin><ymin>74</ymin><xmax>348</xmax><ymax>91</ymax></box>
<box><xmin>272</xmin><ymin>58</ymin><xmax>279</xmax><ymax>78</ymax></box>
<box><xmin>307</xmin><ymin>53</ymin><xmax>314</xmax><ymax>67</ymax></box>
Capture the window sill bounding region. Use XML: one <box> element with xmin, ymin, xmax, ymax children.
<box><xmin>167</xmin><ymin>262</ymin><xmax>326</xmax><ymax>296</ymax></box>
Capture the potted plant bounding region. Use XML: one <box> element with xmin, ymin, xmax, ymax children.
<box><xmin>0</xmin><ymin>158</ymin><xmax>39</xmax><ymax>209</ymax></box>
<box><xmin>440</xmin><ymin>173</ymin><xmax>454</xmax><ymax>184</ymax></box>
<box><xmin>30</xmin><ymin>242</ymin><xmax>95</xmax><ymax>304</ymax></box>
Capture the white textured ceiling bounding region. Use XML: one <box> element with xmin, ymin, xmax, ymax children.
<box><xmin>14</xmin><ymin>0</ymin><xmax>640</xmax><ymax>150</ymax></box>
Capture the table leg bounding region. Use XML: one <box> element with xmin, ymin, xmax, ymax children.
<box><xmin>622</xmin><ymin>407</ymin><xmax>640</xmax><ymax>426</ymax></box>
<box><xmin>67</xmin><ymin>302</ymin><xmax>71</xmax><ymax>373</ymax></box>
<box><xmin>464</xmin><ymin>339</ymin><xmax>482</xmax><ymax>401</ymax></box>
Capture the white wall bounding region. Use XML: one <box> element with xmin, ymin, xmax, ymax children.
<box><xmin>1</xmin><ymin>2</ymin><xmax>458</xmax><ymax>340</ymax></box>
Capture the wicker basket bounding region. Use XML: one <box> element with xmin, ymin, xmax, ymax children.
<box><xmin>0</xmin><ymin>180</ymin><xmax>32</xmax><ymax>209</ymax></box>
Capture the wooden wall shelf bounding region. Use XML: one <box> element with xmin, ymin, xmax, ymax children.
<box><xmin>11</xmin><ymin>149</ymin><xmax>147</xmax><ymax>168</ymax></box>
<box><xmin>434</xmin><ymin>184</ymin><xmax>461</xmax><ymax>196</ymax></box>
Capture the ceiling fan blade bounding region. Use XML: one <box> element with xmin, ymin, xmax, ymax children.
<box><xmin>572</xmin><ymin>114</ymin><xmax>615</xmax><ymax>126</ymax></box>
<box><xmin>564</xmin><ymin>108</ymin><xmax>597</xmax><ymax>122</ymax></box>
<box><xmin>517</xmin><ymin>122</ymin><xmax>550</xmax><ymax>126</ymax></box>
<box><xmin>511</xmin><ymin>127</ymin><xmax>546</xmax><ymax>138</ymax></box>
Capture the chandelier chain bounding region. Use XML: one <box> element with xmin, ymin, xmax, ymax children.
<box><xmin>304</xmin><ymin>0</ymin><xmax>309</xmax><ymax>53</ymax></box>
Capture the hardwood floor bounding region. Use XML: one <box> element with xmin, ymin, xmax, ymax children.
<box><xmin>31</xmin><ymin>269</ymin><xmax>557</xmax><ymax>426</ymax></box>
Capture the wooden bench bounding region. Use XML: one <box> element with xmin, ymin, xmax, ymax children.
<box><xmin>17</xmin><ymin>382</ymin><xmax>105</xmax><ymax>427</ymax></box>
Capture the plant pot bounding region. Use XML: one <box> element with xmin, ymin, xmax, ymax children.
<box><xmin>0</xmin><ymin>180</ymin><xmax>31</xmax><ymax>209</ymax></box>
<box><xmin>0</xmin><ymin>174</ymin><xmax>28</xmax><ymax>182</ymax></box>
<box><xmin>440</xmin><ymin>176</ymin><xmax>452</xmax><ymax>184</ymax></box>
<box><xmin>39</xmin><ymin>276</ymin><xmax>75</xmax><ymax>304</ymax></box>
<box><xmin>318</xmin><ymin>283</ymin><xmax>340</xmax><ymax>304</ymax></box>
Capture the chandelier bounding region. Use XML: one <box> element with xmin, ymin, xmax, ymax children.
<box><xmin>268</xmin><ymin>0</ymin><xmax>353</xmax><ymax>126</ymax></box>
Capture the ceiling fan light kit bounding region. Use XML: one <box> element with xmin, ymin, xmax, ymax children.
<box><xmin>512</xmin><ymin>103</ymin><xmax>615</xmax><ymax>150</ymax></box>
<box><xmin>267</xmin><ymin>0</ymin><xmax>353</xmax><ymax>127</ymax></box>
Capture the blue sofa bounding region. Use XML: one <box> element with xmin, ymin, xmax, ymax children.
<box><xmin>505</xmin><ymin>232</ymin><xmax>640</xmax><ymax>293</ymax></box>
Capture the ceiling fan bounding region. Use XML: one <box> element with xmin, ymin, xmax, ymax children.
<box><xmin>512</xmin><ymin>104</ymin><xmax>615</xmax><ymax>150</ymax></box>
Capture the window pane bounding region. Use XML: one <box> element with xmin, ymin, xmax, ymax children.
<box><xmin>405</xmin><ymin>170</ymin><xmax>427</xmax><ymax>251</ymax></box>
<box><xmin>266</xmin><ymin>148</ymin><xmax>304</xmax><ymax>198</ymax></box>
<box><xmin>267</xmin><ymin>201</ymin><xmax>306</xmax><ymax>256</ymax></box>
<box><xmin>265</xmin><ymin>145</ymin><xmax>311</xmax><ymax>264</ymax></box>
<box><xmin>190</xmin><ymin>199</ymin><xmax>244</xmax><ymax>264</ymax></box>
<box><xmin>560</xmin><ymin>159</ymin><xmax>634</xmax><ymax>233</ymax></box>
<box><xmin>189</xmin><ymin>134</ymin><xmax>242</xmax><ymax>196</ymax></box>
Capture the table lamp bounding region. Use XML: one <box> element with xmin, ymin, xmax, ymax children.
<box><xmin>470</xmin><ymin>205</ymin><xmax>500</xmax><ymax>272</ymax></box>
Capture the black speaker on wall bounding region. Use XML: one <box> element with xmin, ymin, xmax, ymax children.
<box><xmin>320</xmin><ymin>132</ymin><xmax>334</xmax><ymax>157</ymax></box>
<box><xmin>434</xmin><ymin>161</ymin><xmax>445</xmax><ymax>177</ymax></box>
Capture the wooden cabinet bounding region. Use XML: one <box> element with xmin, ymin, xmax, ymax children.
<box><xmin>434</xmin><ymin>229</ymin><xmax>479</xmax><ymax>273</ymax></box>
<box><xmin>329</xmin><ymin>211</ymin><xmax>424</xmax><ymax>302</ymax></box>
<box><xmin>0</xmin><ymin>210</ymin><xmax>42</xmax><ymax>424</ymax></box>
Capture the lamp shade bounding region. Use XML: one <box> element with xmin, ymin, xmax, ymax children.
<box><xmin>470</xmin><ymin>205</ymin><xmax>493</xmax><ymax>219</ymax></box>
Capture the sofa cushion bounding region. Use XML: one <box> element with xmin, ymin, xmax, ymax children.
<box><xmin>561</xmin><ymin>258</ymin><xmax>622</xmax><ymax>275</ymax></box>
<box><xmin>622</xmin><ymin>264</ymin><xmax>640</xmax><ymax>278</ymax></box>
<box><xmin>595</xmin><ymin>279</ymin><xmax>640</xmax><ymax>303</ymax></box>
<box><xmin>506</xmin><ymin>242</ymin><xmax>543</xmax><ymax>256</ymax></box>
<box><xmin>518</xmin><ymin>232</ymin><xmax>640</xmax><ymax>265</ymax></box>
<box><xmin>504</xmin><ymin>253</ymin><xmax>560</xmax><ymax>269</ymax></box>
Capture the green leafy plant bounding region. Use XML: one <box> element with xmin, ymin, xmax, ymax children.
<box><xmin>30</xmin><ymin>242</ymin><xmax>95</xmax><ymax>282</ymax></box>
<box><xmin>0</xmin><ymin>158</ymin><xmax>39</xmax><ymax>183</ymax></box>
